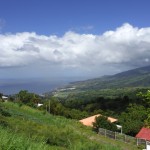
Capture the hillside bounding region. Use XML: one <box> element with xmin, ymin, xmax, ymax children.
<box><xmin>52</xmin><ymin>65</ymin><xmax>150</xmax><ymax>98</ymax></box>
<box><xmin>0</xmin><ymin>101</ymin><xmax>139</xmax><ymax>150</ymax></box>
<box><xmin>68</xmin><ymin>65</ymin><xmax>150</xmax><ymax>89</ymax></box>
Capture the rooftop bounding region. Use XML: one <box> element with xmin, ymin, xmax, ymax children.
<box><xmin>136</xmin><ymin>127</ymin><xmax>150</xmax><ymax>141</ymax></box>
<box><xmin>79</xmin><ymin>114</ymin><xmax>117</xmax><ymax>127</ymax></box>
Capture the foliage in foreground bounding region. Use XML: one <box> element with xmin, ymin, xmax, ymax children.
<box><xmin>0</xmin><ymin>126</ymin><xmax>52</xmax><ymax>150</ymax></box>
<box><xmin>0</xmin><ymin>102</ymin><xmax>134</xmax><ymax>150</ymax></box>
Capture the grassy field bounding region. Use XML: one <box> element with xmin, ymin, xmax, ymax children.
<box><xmin>0</xmin><ymin>102</ymin><xmax>139</xmax><ymax>150</ymax></box>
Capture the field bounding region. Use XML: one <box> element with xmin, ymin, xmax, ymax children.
<box><xmin>0</xmin><ymin>101</ymin><xmax>139</xmax><ymax>150</ymax></box>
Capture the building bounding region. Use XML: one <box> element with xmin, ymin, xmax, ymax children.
<box><xmin>2</xmin><ymin>96</ymin><xmax>8</xmax><ymax>102</ymax></box>
<box><xmin>79</xmin><ymin>114</ymin><xmax>118</xmax><ymax>127</ymax></box>
<box><xmin>37</xmin><ymin>103</ymin><xmax>43</xmax><ymax>107</ymax></box>
<box><xmin>136</xmin><ymin>127</ymin><xmax>150</xmax><ymax>141</ymax></box>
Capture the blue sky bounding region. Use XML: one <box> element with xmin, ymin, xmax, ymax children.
<box><xmin>0</xmin><ymin>0</ymin><xmax>150</xmax><ymax>79</ymax></box>
<box><xmin>1</xmin><ymin>0</ymin><xmax>150</xmax><ymax>35</ymax></box>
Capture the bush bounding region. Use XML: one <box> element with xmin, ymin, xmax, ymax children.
<box><xmin>0</xmin><ymin>107</ymin><xmax>11</xmax><ymax>117</ymax></box>
<box><xmin>93</xmin><ymin>116</ymin><xmax>117</xmax><ymax>132</ymax></box>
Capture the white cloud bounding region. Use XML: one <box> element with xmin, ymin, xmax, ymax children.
<box><xmin>1</xmin><ymin>23</ymin><xmax>150</xmax><ymax>76</ymax></box>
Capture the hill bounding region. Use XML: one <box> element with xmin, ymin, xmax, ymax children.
<box><xmin>68</xmin><ymin>65</ymin><xmax>150</xmax><ymax>90</ymax></box>
<box><xmin>0</xmin><ymin>101</ymin><xmax>139</xmax><ymax>150</ymax></box>
<box><xmin>52</xmin><ymin>65</ymin><xmax>150</xmax><ymax>98</ymax></box>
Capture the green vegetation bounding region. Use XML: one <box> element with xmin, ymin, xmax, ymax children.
<box><xmin>0</xmin><ymin>101</ymin><xmax>139</xmax><ymax>150</ymax></box>
<box><xmin>6</xmin><ymin>88</ymin><xmax>149</xmax><ymax>137</ymax></box>
<box><xmin>3</xmin><ymin>88</ymin><xmax>150</xmax><ymax>138</ymax></box>
<box><xmin>1</xmin><ymin>66</ymin><xmax>150</xmax><ymax>149</ymax></box>
<box><xmin>0</xmin><ymin>126</ymin><xmax>51</xmax><ymax>150</ymax></box>
<box><xmin>51</xmin><ymin>65</ymin><xmax>150</xmax><ymax>99</ymax></box>
<box><xmin>93</xmin><ymin>116</ymin><xmax>117</xmax><ymax>132</ymax></box>
<box><xmin>43</xmin><ymin>97</ymin><xmax>89</xmax><ymax>120</ymax></box>
<box><xmin>137</xmin><ymin>90</ymin><xmax>150</xmax><ymax>128</ymax></box>
<box><xmin>118</xmin><ymin>104</ymin><xmax>147</xmax><ymax>136</ymax></box>
<box><xmin>45</xmin><ymin>90</ymin><xmax>150</xmax><ymax>137</ymax></box>
<box><xmin>9</xmin><ymin>90</ymin><xmax>43</xmax><ymax>107</ymax></box>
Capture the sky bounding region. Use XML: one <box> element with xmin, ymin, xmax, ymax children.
<box><xmin>0</xmin><ymin>0</ymin><xmax>150</xmax><ymax>80</ymax></box>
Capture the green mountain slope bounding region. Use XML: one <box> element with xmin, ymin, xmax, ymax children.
<box><xmin>0</xmin><ymin>102</ymin><xmax>138</xmax><ymax>150</ymax></box>
<box><xmin>68</xmin><ymin>65</ymin><xmax>150</xmax><ymax>90</ymax></box>
<box><xmin>51</xmin><ymin>65</ymin><xmax>150</xmax><ymax>98</ymax></box>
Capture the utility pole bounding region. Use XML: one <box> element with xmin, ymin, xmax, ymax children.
<box><xmin>49</xmin><ymin>100</ymin><xmax>50</xmax><ymax>113</ymax></box>
<box><xmin>46</xmin><ymin>105</ymin><xmax>47</xmax><ymax>112</ymax></box>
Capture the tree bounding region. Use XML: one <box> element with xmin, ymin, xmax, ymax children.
<box><xmin>137</xmin><ymin>90</ymin><xmax>150</xmax><ymax>107</ymax></box>
<box><xmin>0</xmin><ymin>93</ymin><xmax>3</xmax><ymax>99</ymax></box>
<box><xmin>144</xmin><ymin>114</ymin><xmax>150</xmax><ymax>128</ymax></box>
<box><xmin>93</xmin><ymin>116</ymin><xmax>117</xmax><ymax>132</ymax></box>
<box><xmin>119</xmin><ymin>104</ymin><xmax>147</xmax><ymax>136</ymax></box>
<box><xmin>136</xmin><ymin>90</ymin><xmax>150</xmax><ymax>128</ymax></box>
<box><xmin>17</xmin><ymin>90</ymin><xmax>41</xmax><ymax>106</ymax></box>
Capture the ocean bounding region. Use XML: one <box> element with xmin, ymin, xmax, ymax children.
<box><xmin>0</xmin><ymin>78</ymin><xmax>77</xmax><ymax>95</ymax></box>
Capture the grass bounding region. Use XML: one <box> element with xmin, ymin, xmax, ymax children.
<box><xmin>0</xmin><ymin>102</ymin><xmax>139</xmax><ymax>150</ymax></box>
<box><xmin>0</xmin><ymin>126</ymin><xmax>62</xmax><ymax>150</ymax></box>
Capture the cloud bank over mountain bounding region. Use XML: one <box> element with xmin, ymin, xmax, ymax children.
<box><xmin>0</xmin><ymin>23</ymin><xmax>150</xmax><ymax>77</ymax></box>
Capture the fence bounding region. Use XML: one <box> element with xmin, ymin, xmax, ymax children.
<box><xmin>98</xmin><ymin>128</ymin><xmax>146</xmax><ymax>148</ymax></box>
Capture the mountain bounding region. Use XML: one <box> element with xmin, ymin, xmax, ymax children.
<box><xmin>65</xmin><ymin>65</ymin><xmax>150</xmax><ymax>90</ymax></box>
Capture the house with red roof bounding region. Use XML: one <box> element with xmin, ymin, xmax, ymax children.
<box><xmin>136</xmin><ymin>127</ymin><xmax>150</xmax><ymax>141</ymax></box>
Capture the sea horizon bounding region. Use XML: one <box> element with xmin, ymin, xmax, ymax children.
<box><xmin>0</xmin><ymin>76</ymin><xmax>88</xmax><ymax>95</ymax></box>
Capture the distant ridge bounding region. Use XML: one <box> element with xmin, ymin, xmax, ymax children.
<box><xmin>66</xmin><ymin>65</ymin><xmax>150</xmax><ymax>90</ymax></box>
<box><xmin>113</xmin><ymin>65</ymin><xmax>150</xmax><ymax>78</ymax></box>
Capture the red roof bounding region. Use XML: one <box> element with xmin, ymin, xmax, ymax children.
<box><xmin>136</xmin><ymin>127</ymin><xmax>150</xmax><ymax>141</ymax></box>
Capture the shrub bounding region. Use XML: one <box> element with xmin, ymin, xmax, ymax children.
<box><xmin>0</xmin><ymin>107</ymin><xmax>11</xmax><ymax>117</ymax></box>
<box><xmin>93</xmin><ymin>116</ymin><xmax>117</xmax><ymax>132</ymax></box>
